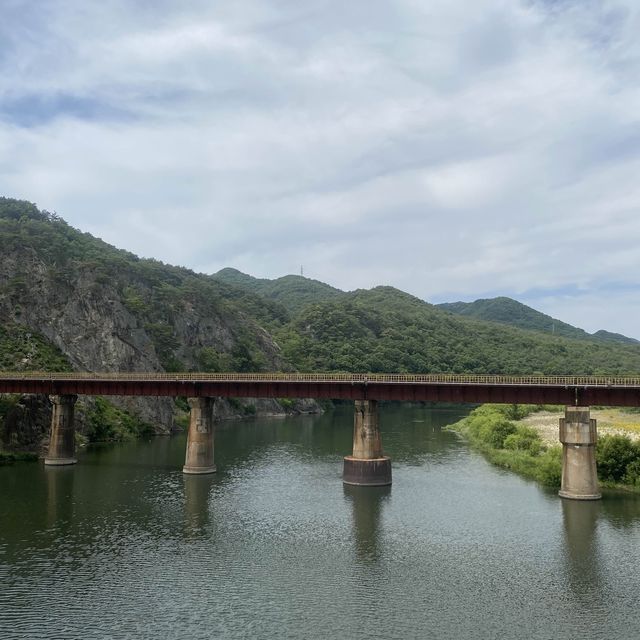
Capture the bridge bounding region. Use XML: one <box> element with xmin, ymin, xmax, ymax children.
<box><xmin>3</xmin><ymin>372</ymin><xmax>640</xmax><ymax>500</ymax></box>
<box><xmin>2</xmin><ymin>372</ymin><xmax>640</xmax><ymax>404</ymax></box>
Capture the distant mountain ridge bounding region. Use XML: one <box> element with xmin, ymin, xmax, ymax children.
<box><xmin>437</xmin><ymin>297</ymin><xmax>638</xmax><ymax>346</ymax></box>
<box><xmin>213</xmin><ymin>268</ymin><xmax>345</xmax><ymax>314</ymax></box>
<box><xmin>210</xmin><ymin>268</ymin><xmax>640</xmax><ymax>374</ymax></box>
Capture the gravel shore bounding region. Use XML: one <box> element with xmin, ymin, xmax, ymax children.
<box><xmin>520</xmin><ymin>409</ymin><xmax>640</xmax><ymax>445</ymax></box>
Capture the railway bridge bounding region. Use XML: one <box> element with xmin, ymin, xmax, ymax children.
<box><xmin>3</xmin><ymin>372</ymin><xmax>640</xmax><ymax>500</ymax></box>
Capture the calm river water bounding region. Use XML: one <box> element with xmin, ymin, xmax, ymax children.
<box><xmin>1</xmin><ymin>404</ymin><xmax>640</xmax><ymax>639</ymax></box>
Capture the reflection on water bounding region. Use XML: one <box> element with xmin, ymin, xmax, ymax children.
<box><xmin>343</xmin><ymin>484</ymin><xmax>391</xmax><ymax>562</ymax></box>
<box><xmin>45</xmin><ymin>466</ymin><xmax>75</xmax><ymax>528</ymax></box>
<box><xmin>561</xmin><ymin>499</ymin><xmax>603</xmax><ymax>600</ymax></box>
<box><xmin>1</xmin><ymin>404</ymin><xmax>640</xmax><ymax>639</ymax></box>
<box><xmin>183</xmin><ymin>475</ymin><xmax>215</xmax><ymax>539</ymax></box>
<box><xmin>600</xmin><ymin>491</ymin><xmax>640</xmax><ymax>529</ymax></box>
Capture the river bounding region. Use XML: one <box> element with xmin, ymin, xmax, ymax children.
<box><xmin>1</xmin><ymin>404</ymin><xmax>640</xmax><ymax>639</ymax></box>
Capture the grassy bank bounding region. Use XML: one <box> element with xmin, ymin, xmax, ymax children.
<box><xmin>449</xmin><ymin>405</ymin><xmax>640</xmax><ymax>492</ymax></box>
<box><xmin>449</xmin><ymin>405</ymin><xmax>563</xmax><ymax>487</ymax></box>
<box><xmin>0</xmin><ymin>450</ymin><xmax>38</xmax><ymax>464</ymax></box>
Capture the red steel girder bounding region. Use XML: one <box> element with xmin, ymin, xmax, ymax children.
<box><xmin>0</xmin><ymin>376</ymin><xmax>639</xmax><ymax>407</ymax></box>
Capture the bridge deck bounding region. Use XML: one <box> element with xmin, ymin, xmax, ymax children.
<box><xmin>1</xmin><ymin>372</ymin><xmax>640</xmax><ymax>406</ymax></box>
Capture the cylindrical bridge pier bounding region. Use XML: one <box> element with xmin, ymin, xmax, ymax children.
<box><xmin>45</xmin><ymin>394</ymin><xmax>78</xmax><ymax>466</ymax></box>
<box><xmin>559</xmin><ymin>406</ymin><xmax>601</xmax><ymax>500</ymax></box>
<box><xmin>343</xmin><ymin>400</ymin><xmax>392</xmax><ymax>486</ymax></box>
<box><xmin>183</xmin><ymin>397</ymin><xmax>216</xmax><ymax>475</ymax></box>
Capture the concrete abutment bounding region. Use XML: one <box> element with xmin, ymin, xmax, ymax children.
<box><xmin>343</xmin><ymin>400</ymin><xmax>392</xmax><ymax>486</ymax></box>
<box><xmin>559</xmin><ymin>406</ymin><xmax>601</xmax><ymax>501</ymax></box>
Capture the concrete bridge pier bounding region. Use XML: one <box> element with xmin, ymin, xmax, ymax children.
<box><xmin>183</xmin><ymin>397</ymin><xmax>216</xmax><ymax>475</ymax></box>
<box><xmin>45</xmin><ymin>394</ymin><xmax>78</xmax><ymax>466</ymax></box>
<box><xmin>343</xmin><ymin>400</ymin><xmax>392</xmax><ymax>486</ymax></box>
<box><xmin>559</xmin><ymin>407</ymin><xmax>601</xmax><ymax>500</ymax></box>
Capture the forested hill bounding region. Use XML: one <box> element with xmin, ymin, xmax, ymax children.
<box><xmin>592</xmin><ymin>330</ymin><xmax>640</xmax><ymax>346</ymax></box>
<box><xmin>5</xmin><ymin>196</ymin><xmax>639</xmax><ymax>454</ymax></box>
<box><xmin>438</xmin><ymin>297</ymin><xmax>639</xmax><ymax>345</ymax></box>
<box><xmin>0</xmin><ymin>198</ymin><xmax>289</xmax><ymax>375</ymax></box>
<box><xmin>0</xmin><ymin>197</ymin><xmax>303</xmax><ymax>436</ymax></box>
<box><xmin>213</xmin><ymin>267</ymin><xmax>345</xmax><ymax>314</ymax></box>
<box><xmin>272</xmin><ymin>287</ymin><xmax>640</xmax><ymax>375</ymax></box>
<box><xmin>1</xmin><ymin>197</ymin><xmax>640</xmax><ymax>385</ymax></box>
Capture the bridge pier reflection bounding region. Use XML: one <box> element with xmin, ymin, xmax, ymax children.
<box><xmin>559</xmin><ymin>407</ymin><xmax>601</xmax><ymax>500</ymax></box>
<box><xmin>561</xmin><ymin>498</ymin><xmax>603</xmax><ymax>598</ymax></box>
<box><xmin>183</xmin><ymin>474</ymin><xmax>215</xmax><ymax>537</ymax></box>
<box><xmin>343</xmin><ymin>483</ymin><xmax>391</xmax><ymax>562</ymax></box>
<box><xmin>183</xmin><ymin>397</ymin><xmax>217</xmax><ymax>475</ymax></box>
<box><xmin>343</xmin><ymin>400</ymin><xmax>392</xmax><ymax>486</ymax></box>
<box><xmin>44</xmin><ymin>394</ymin><xmax>78</xmax><ymax>466</ymax></box>
<box><xmin>45</xmin><ymin>465</ymin><xmax>76</xmax><ymax>526</ymax></box>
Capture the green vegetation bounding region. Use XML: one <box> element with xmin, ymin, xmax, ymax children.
<box><xmin>3</xmin><ymin>197</ymin><xmax>640</xmax><ymax>460</ymax></box>
<box><xmin>84</xmin><ymin>398</ymin><xmax>154</xmax><ymax>443</ymax></box>
<box><xmin>3</xmin><ymin>198</ymin><xmax>640</xmax><ymax>379</ymax></box>
<box><xmin>450</xmin><ymin>405</ymin><xmax>563</xmax><ymax>487</ymax></box>
<box><xmin>0</xmin><ymin>450</ymin><xmax>38</xmax><ymax>464</ymax></box>
<box><xmin>214</xmin><ymin>268</ymin><xmax>344</xmax><ymax>314</ymax></box>
<box><xmin>278</xmin><ymin>398</ymin><xmax>295</xmax><ymax>411</ymax></box>
<box><xmin>0</xmin><ymin>324</ymin><xmax>71</xmax><ymax>371</ymax></box>
<box><xmin>452</xmin><ymin>405</ymin><xmax>640</xmax><ymax>491</ymax></box>
<box><xmin>227</xmin><ymin>397</ymin><xmax>257</xmax><ymax>416</ymax></box>
<box><xmin>275</xmin><ymin>287</ymin><xmax>640</xmax><ymax>374</ymax></box>
<box><xmin>438</xmin><ymin>297</ymin><xmax>638</xmax><ymax>345</ymax></box>
<box><xmin>597</xmin><ymin>435</ymin><xmax>640</xmax><ymax>488</ymax></box>
<box><xmin>0</xmin><ymin>198</ymin><xmax>284</xmax><ymax>374</ymax></box>
<box><xmin>0</xmin><ymin>394</ymin><xmax>41</xmax><ymax>461</ymax></box>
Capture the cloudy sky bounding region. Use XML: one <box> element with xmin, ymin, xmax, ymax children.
<box><xmin>1</xmin><ymin>0</ymin><xmax>639</xmax><ymax>338</ymax></box>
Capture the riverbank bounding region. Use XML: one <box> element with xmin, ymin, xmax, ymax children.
<box><xmin>0</xmin><ymin>450</ymin><xmax>38</xmax><ymax>464</ymax></box>
<box><xmin>520</xmin><ymin>408</ymin><xmax>640</xmax><ymax>445</ymax></box>
<box><xmin>449</xmin><ymin>405</ymin><xmax>640</xmax><ymax>493</ymax></box>
<box><xmin>448</xmin><ymin>405</ymin><xmax>562</xmax><ymax>487</ymax></box>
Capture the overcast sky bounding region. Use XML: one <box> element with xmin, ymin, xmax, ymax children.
<box><xmin>1</xmin><ymin>0</ymin><xmax>639</xmax><ymax>338</ymax></box>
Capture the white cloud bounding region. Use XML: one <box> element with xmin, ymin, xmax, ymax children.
<box><xmin>1</xmin><ymin>0</ymin><xmax>640</xmax><ymax>338</ymax></box>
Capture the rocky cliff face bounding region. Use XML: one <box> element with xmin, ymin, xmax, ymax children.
<box><xmin>0</xmin><ymin>248</ymin><xmax>174</xmax><ymax>429</ymax></box>
<box><xmin>0</xmin><ymin>200</ymin><xmax>318</xmax><ymax>451</ymax></box>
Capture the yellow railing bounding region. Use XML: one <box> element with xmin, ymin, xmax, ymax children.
<box><xmin>0</xmin><ymin>372</ymin><xmax>640</xmax><ymax>387</ymax></box>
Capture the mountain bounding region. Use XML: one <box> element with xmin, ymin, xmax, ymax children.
<box><xmin>3</xmin><ymin>197</ymin><xmax>640</xmax><ymax>455</ymax></box>
<box><xmin>0</xmin><ymin>198</ymin><xmax>313</xmax><ymax>451</ymax></box>
<box><xmin>592</xmin><ymin>330</ymin><xmax>640</xmax><ymax>345</ymax></box>
<box><xmin>213</xmin><ymin>268</ymin><xmax>344</xmax><ymax>314</ymax></box>
<box><xmin>437</xmin><ymin>297</ymin><xmax>639</xmax><ymax>345</ymax></box>
<box><xmin>273</xmin><ymin>287</ymin><xmax>640</xmax><ymax>375</ymax></box>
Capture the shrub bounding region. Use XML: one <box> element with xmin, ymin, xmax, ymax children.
<box><xmin>623</xmin><ymin>459</ymin><xmax>640</xmax><ymax>487</ymax></box>
<box><xmin>536</xmin><ymin>446</ymin><xmax>562</xmax><ymax>487</ymax></box>
<box><xmin>596</xmin><ymin>435</ymin><xmax>640</xmax><ymax>483</ymax></box>
<box><xmin>480</xmin><ymin>418</ymin><xmax>517</xmax><ymax>449</ymax></box>
<box><xmin>502</xmin><ymin>404</ymin><xmax>537</xmax><ymax>420</ymax></box>
<box><xmin>85</xmin><ymin>397</ymin><xmax>154</xmax><ymax>442</ymax></box>
<box><xmin>504</xmin><ymin>426</ymin><xmax>543</xmax><ymax>456</ymax></box>
<box><xmin>278</xmin><ymin>398</ymin><xmax>295</xmax><ymax>410</ymax></box>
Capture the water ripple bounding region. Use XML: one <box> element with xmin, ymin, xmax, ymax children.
<box><xmin>1</xmin><ymin>407</ymin><xmax>640</xmax><ymax>638</ymax></box>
